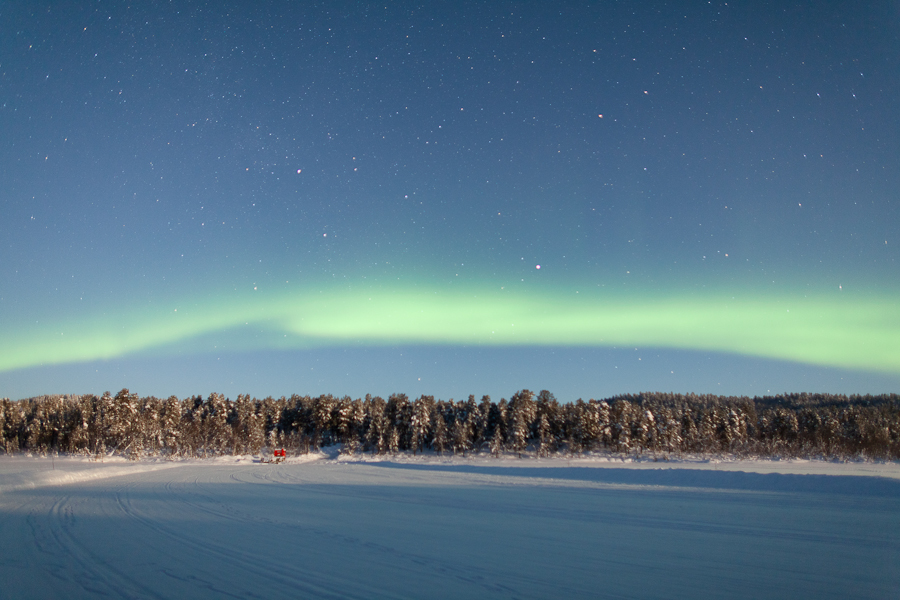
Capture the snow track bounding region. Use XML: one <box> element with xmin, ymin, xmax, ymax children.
<box><xmin>1</xmin><ymin>456</ymin><xmax>898</xmax><ymax>599</ymax></box>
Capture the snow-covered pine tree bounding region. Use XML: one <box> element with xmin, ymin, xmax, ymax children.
<box><xmin>450</xmin><ymin>400</ymin><xmax>474</xmax><ymax>456</ymax></box>
<box><xmin>536</xmin><ymin>390</ymin><xmax>559</xmax><ymax>455</ymax></box>
<box><xmin>311</xmin><ymin>395</ymin><xmax>336</xmax><ymax>448</ymax></box>
<box><xmin>507</xmin><ymin>390</ymin><xmax>536</xmax><ymax>457</ymax></box>
<box><xmin>139</xmin><ymin>396</ymin><xmax>165</xmax><ymax>456</ymax></box>
<box><xmin>610</xmin><ymin>399</ymin><xmax>632</xmax><ymax>454</ymax></box>
<box><xmin>387</xmin><ymin>426</ymin><xmax>400</xmax><ymax>454</ymax></box>
<box><xmin>475</xmin><ymin>395</ymin><xmax>492</xmax><ymax>450</ymax></box>
<box><xmin>410</xmin><ymin>395</ymin><xmax>433</xmax><ymax>455</ymax></box>
<box><xmin>333</xmin><ymin>396</ymin><xmax>354</xmax><ymax>446</ymax></box>
<box><xmin>536</xmin><ymin>413</ymin><xmax>552</xmax><ymax>457</ymax></box>
<box><xmin>349</xmin><ymin>398</ymin><xmax>366</xmax><ymax>450</ymax></box>
<box><xmin>160</xmin><ymin>395</ymin><xmax>183</xmax><ymax>456</ymax></box>
<box><xmin>365</xmin><ymin>396</ymin><xmax>389</xmax><ymax>454</ymax></box>
<box><xmin>0</xmin><ymin>398</ymin><xmax>18</xmax><ymax>454</ymax></box>
<box><xmin>430</xmin><ymin>402</ymin><xmax>449</xmax><ymax>455</ymax></box>
<box><xmin>489</xmin><ymin>398</ymin><xmax>509</xmax><ymax>456</ymax></box>
<box><xmin>387</xmin><ymin>394</ymin><xmax>411</xmax><ymax>451</ymax></box>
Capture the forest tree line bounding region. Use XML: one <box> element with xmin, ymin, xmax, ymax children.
<box><xmin>1</xmin><ymin>389</ymin><xmax>898</xmax><ymax>460</ymax></box>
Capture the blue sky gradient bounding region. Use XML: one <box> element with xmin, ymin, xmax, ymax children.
<box><xmin>2</xmin><ymin>1</ymin><xmax>898</xmax><ymax>400</ymax></box>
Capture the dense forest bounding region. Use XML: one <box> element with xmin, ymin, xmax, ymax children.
<box><xmin>2</xmin><ymin>389</ymin><xmax>899</xmax><ymax>460</ymax></box>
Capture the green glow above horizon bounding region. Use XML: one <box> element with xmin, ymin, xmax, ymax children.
<box><xmin>1</xmin><ymin>285</ymin><xmax>898</xmax><ymax>375</ymax></box>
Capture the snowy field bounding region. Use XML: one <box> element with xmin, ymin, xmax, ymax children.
<box><xmin>1</xmin><ymin>454</ymin><xmax>898</xmax><ymax>599</ymax></box>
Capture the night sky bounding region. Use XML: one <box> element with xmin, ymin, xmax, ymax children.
<box><xmin>2</xmin><ymin>1</ymin><xmax>898</xmax><ymax>402</ymax></box>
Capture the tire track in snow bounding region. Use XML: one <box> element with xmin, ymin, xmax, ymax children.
<box><xmin>46</xmin><ymin>490</ymin><xmax>169</xmax><ymax>600</ymax></box>
<box><xmin>110</xmin><ymin>469</ymin><xmax>376</xmax><ymax>599</ymax></box>
<box><xmin>135</xmin><ymin>466</ymin><xmax>525</xmax><ymax>597</ymax></box>
<box><xmin>165</xmin><ymin>466</ymin><xmax>560</xmax><ymax>596</ymax></box>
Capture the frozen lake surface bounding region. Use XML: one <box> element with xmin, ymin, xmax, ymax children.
<box><xmin>1</xmin><ymin>454</ymin><xmax>898</xmax><ymax>599</ymax></box>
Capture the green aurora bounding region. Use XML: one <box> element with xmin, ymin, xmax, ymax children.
<box><xmin>3</xmin><ymin>285</ymin><xmax>897</xmax><ymax>376</ymax></box>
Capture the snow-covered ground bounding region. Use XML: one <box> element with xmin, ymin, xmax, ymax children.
<box><xmin>1</xmin><ymin>454</ymin><xmax>898</xmax><ymax>599</ymax></box>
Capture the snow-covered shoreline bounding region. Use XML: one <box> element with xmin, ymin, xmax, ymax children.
<box><xmin>2</xmin><ymin>451</ymin><xmax>899</xmax><ymax>495</ymax></box>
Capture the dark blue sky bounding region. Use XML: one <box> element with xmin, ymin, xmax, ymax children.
<box><xmin>2</xmin><ymin>1</ymin><xmax>898</xmax><ymax>401</ymax></box>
